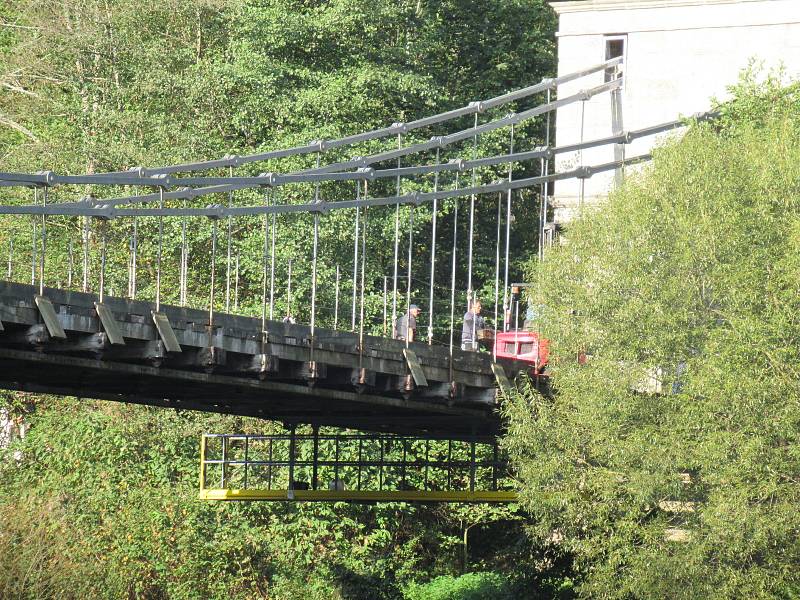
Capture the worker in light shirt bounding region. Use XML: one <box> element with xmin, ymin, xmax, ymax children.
<box><xmin>393</xmin><ymin>304</ymin><xmax>422</xmax><ymax>342</ymax></box>
<box><xmin>461</xmin><ymin>298</ymin><xmax>485</xmax><ymax>351</ymax></box>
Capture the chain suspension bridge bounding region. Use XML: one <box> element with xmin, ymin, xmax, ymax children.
<box><xmin>0</xmin><ymin>57</ymin><xmax>713</xmax><ymax>500</ymax></box>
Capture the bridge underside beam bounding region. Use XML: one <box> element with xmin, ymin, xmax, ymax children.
<box><xmin>0</xmin><ymin>282</ymin><xmax>526</xmax><ymax>438</ymax></box>
<box><xmin>0</xmin><ymin>347</ymin><xmax>498</xmax><ymax>437</ymax></box>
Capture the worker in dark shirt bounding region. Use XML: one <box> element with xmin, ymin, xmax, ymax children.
<box><xmin>461</xmin><ymin>298</ymin><xmax>485</xmax><ymax>351</ymax></box>
<box><xmin>394</xmin><ymin>304</ymin><xmax>422</xmax><ymax>342</ymax></box>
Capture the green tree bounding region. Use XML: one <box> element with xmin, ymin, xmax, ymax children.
<box><xmin>503</xmin><ymin>73</ymin><xmax>800</xmax><ymax>599</ymax></box>
<box><xmin>0</xmin><ymin>1</ymin><xmax>561</xmax><ymax>597</ymax></box>
<box><xmin>1</xmin><ymin>397</ymin><xmax>555</xmax><ymax>599</ymax></box>
<box><xmin>1</xmin><ymin>0</ymin><xmax>555</xmax><ymax>336</ymax></box>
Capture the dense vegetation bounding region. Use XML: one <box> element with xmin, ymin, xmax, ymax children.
<box><xmin>3</xmin><ymin>1</ymin><xmax>797</xmax><ymax>598</ymax></box>
<box><xmin>1</xmin><ymin>395</ymin><xmax>576</xmax><ymax>599</ymax></box>
<box><xmin>0</xmin><ymin>0</ymin><xmax>554</xmax><ymax>334</ymax></box>
<box><xmin>0</xmin><ymin>1</ymin><xmax>562</xmax><ymax>598</ymax></box>
<box><xmin>505</xmin><ymin>72</ymin><xmax>800</xmax><ymax>599</ymax></box>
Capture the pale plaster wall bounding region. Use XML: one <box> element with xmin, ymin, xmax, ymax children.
<box><xmin>550</xmin><ymin>0</ymin><xmax>800</xmax><ymax>224</ymax></box>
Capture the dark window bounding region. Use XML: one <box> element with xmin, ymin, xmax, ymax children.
<box><xmin>519</xmin><ymin>342</ymin><xmax>536</xmax><ymax>355</ymax></box>
<box><xmin>605</xmin><ymin>36</ymin><xmax>626</xmax><ymax>82</ymax></box>
<box><xmin>504</xmin><ymin>342</ymin><xmax>516</xmax><ymax>354</ymax></box>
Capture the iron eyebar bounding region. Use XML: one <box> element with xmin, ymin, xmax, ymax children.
<box><xmin>0</xmin><ymin>139</ymin><xmax>647</xmax><ymax>211</ymax></box>
<box><xmin>0</xmin><ymin>58</ymin><xmax>625</xmax><ymax>185</ymax></box>
<box><xmin>310</xmin><ymin>199</ymin><xmax>328</xmax><ymax>214</ymax></box>
<box><xmin>435</xmin><ymin>81</ymin><xmax>620</xmax><ymax>147</ymax></box>
<box><xmin>257</xmin><ymin>172</ymin><xmax>277</xmax><ymax>186</ymax></box>
<box><xmin>0</xmin><ymin>154</ymin><xmax>653</xmax><ymax>217</ymax></box>
<box><xmin>449</xmin><ymin>158</ymin><xmax>466</xmax><ymax>171</ymax></box>
<box><xmin>357</xmin><ymin>167</ymin><xmax>376</xmax><ymax>180</ymax></box>
<box><xmin>4</xmin><ymin>106</ymin><xmax>712</xmax><ymax>215</ymax></box>
<box><xmin>223</xmin><ymin>154</ymin><xmax>244</xmax><ymax>168</ymax></box>
<box><xmin>0</xmin><ymin>104</ymin><xmax>705</xmax><ymax>211</ymax></box>
<box><xmin>0</xmin><ymin>180</ymin><xmax>35</xmax><ymax>188</ymax></box>
<box><xmin>35</xmin><ymin>171</ymin><xmax>55</xmax><ymax>187</ymax></box>
<box><xmin>94</xmin><ymin>204</ymin><xmax>115</xmax><ymax>221</ymax></box>
<box><xmin>205</xmin><ymin>204</ymin><xmax>226</xmax><ymax>220</ymax></box>
<box><xmin>0</xmin><ymin>78</ymin><xmax>624</xmax><ymax>192</ymax></box>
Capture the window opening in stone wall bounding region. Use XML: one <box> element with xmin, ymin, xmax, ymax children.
<box><xmin>604</xmin><ymin>35</ymin><xmax>626</xmax><ymax>82</ymax></box>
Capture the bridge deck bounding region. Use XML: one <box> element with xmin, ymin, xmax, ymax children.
<box><xmin>0</xmin><ymin>282</ymin><xmax>525</xmax><ymax>438</ymax></box>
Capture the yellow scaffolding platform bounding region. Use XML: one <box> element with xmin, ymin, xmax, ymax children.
<box><xmin>199</xmin><ymin>432</ymin><xmax>518</xmax><ymax>503</ymax></box>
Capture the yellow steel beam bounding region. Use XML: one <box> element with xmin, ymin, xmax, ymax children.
<box><xmin>199</xmin><ymin>488</ymin><xmax>517</xmax><ymax>503</ymax></box>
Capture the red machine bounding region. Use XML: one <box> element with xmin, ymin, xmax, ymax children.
<box><xmin>494</xmin><ymin>330</ymin><xmax>550</xmax><ymax>375</ymax></box>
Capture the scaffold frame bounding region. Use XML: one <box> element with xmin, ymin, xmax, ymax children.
<box><xmin>199</xmin><ymin>432</ymin><xmax>518</xmax><ymax>503</ymax></box>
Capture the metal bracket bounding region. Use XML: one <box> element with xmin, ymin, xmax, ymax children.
<box><xmin>491</xmin><ymin>363</ymin><xmax>513</xmax><ymax>396</ymax></box>
<box><xmin>151</xmin><ymin>311</ymin><xmax>182</xmax><ymax>353</ymax></box>
<box><xmin>94</xmin><ymin>302</ymin><xmax>125</xmax><ymax>345</ymax></box>
<box><xmin>34</xmin><ymin>295</ymin><xmax>66</xmax><ymax>339</ymax></box>
<box><xmin>403</xmin><ymin>349</ymin><xmax>428</xmax><ymax>387</ymax></box>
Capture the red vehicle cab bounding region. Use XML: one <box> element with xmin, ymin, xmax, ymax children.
<box><xmin>494</xmin><ymin>330</ymin><xmax>549</xmax><ymax>375</ymax></box>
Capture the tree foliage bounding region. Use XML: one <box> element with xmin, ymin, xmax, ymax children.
<box><xmin>0</xmin><ymin>397</ymin><xmax>563</xmax><ymax>599</ymax></box>
<box><xmin>503</xmin><ymin>73</ymin><xmax>800</xmax><ymax>599</ymax></box>
<box><xmin>1</xmin><ymin>0</ymin><xmax>555</xmax><ymax>337</ymax></box>
<box><xmin>0</xmin><ymin>1</ymin><xmax>561</xmax><ymax>597</ymax></box>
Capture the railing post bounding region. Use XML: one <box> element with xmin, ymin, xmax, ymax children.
<box><xmin>492</xmin><ymin>441</ymin><xmax>499</xmax><ymax>491</ymax></box>
<box><xmin>243</xmin><ymin>435</ymin><xmax>249</xmax><ymax>490</ymax></box>
<box><xmin>199</xmin><ymin>434</ymin><xmax>207</xmax><ymax>495</ymax></box>
<box><xmin>424</xmin><ymin>439</ymin><xmax>430</xmax><ymax>491</ymax></box>
<box><xmin>357</xmin><ymin>437</ymin><xmax>363</xmax><ymax>490</ymax></box>
<box><xmin>401</xmin><ymin>438</ymin><xmax>407</xmax><ymax>489</ymax></box>
<box><xmin>447</xmin><ymin>440</ymin><xmax>452</xmax><ymax>490</ymax></box>
<box><xmin>267</xmin><ymin>438</ymin><xmax>273</xmax><ymax>489</ymax></box>
<box><xmin>469</xmin><ymin>441</ymin><xmax>476</xmax><ymax>492</ymax></box>
<box><xmin>312</xmin><ymin>426</ymin><xmax>319</xmax><ymax>490</ymax></box>
<box><xmin>221</xmin><ymin>435</ymin><xmax>227</xmax><ymax>489</ymax></box>
<box><xmin>334</xmin><ymin>435</ymin><xmax>339</xmax><ymax>486</ymax></box>
<box><xmin>288</xmin><ymin>426</ymin><xmax>296</xmax><ymax>491</ymax></box>
<box><xmin>379</xmin><ymin>437</ymin><xmax>385</xmax><ymax>491</ymax></box>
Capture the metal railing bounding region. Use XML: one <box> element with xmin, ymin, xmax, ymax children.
<box><xmin>199</xmin><ymin>432</ymin><xmax>517</xmax><ymax>502</ymax></box>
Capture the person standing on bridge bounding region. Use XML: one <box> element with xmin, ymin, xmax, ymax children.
<box><xmin>393</xmin><ymin>304</ymin><xmax>422</xmax><ymax>342</ymax></box>
<box><xmin>461</xmin><ymin>298</ymin><xmax>485</xmax><ymax>351</ymax></box>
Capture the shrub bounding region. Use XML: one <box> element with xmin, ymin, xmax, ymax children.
<box><xmin>504</xmin><ymin>73</ymin><xmax>800</xmax><ymax>599</ymax></box>
<box><xmin>404</xmin><ymin>572</ymin><xmax>513</xmax><ymax>600</ymax></box>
